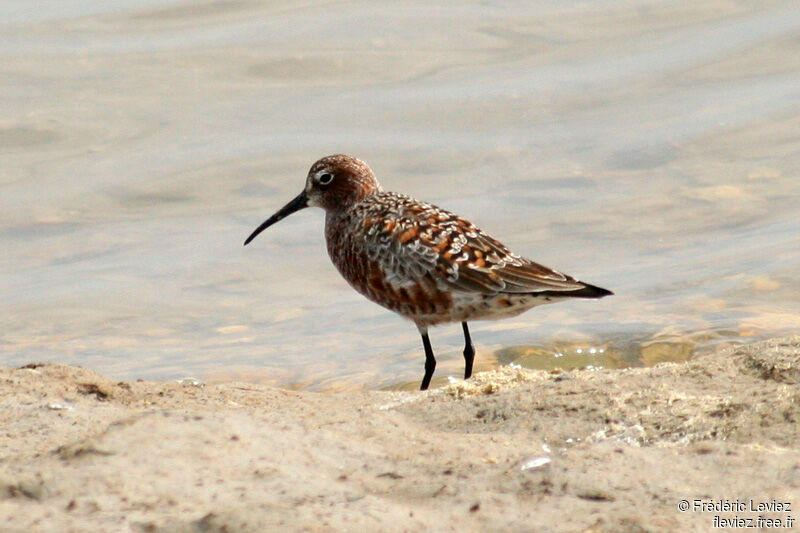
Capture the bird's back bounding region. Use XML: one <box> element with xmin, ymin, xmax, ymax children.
<box><xmin>324</xmin><ymin>191</ymin><xmax>609</xmax><ymax>326</ymax></box>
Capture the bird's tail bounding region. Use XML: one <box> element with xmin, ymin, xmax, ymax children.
<box><xmin>536</xmin><ymin>282</ymin><xmax>613</xmax><ymax>299</ymax></box>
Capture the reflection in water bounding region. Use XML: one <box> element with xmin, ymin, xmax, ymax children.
<box><xmin>2</xmin><ymin>2</ymin><xmax>800</xmax><ymax>390</ymax></box>
<box><xmin>385</xmin><ymin>334</ymin><xmax>705</xmax><ymax>391</ymax></box>
<box><xmin>498</xmin><ymin>337</ymin><xmax>696</xmax><ymax>373</ymax></box>
<box><xmin>496</xmin><ymin>344</ymin><xmax>627</xmax><ymax>372</ymax></box>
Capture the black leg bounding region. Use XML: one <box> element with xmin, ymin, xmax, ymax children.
<box><xmin>419</xmin><ymin>328</ymin><xmax>436</xmax><ymax>391</ymax></box>
<box><xmin>462</xmin><ymin>322</ymin><xmax>475</xmax><ymax>379</ymax></box>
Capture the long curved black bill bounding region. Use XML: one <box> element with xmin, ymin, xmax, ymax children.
<box><xmin>243</xmin><ymin>190</ymin><xmax>308</xmax><ymax>246</ymax></box>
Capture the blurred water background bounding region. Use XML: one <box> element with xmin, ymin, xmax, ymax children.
<box><xmin>2</xmin><ymin>1</ymin><xmax>799</xmax><ymax>390</ymax></box>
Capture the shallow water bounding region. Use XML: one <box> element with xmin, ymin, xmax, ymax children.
<box><xmin>2</xmin><ymin>1</ymin><xmax>799</xmax><ymax>390</ymax></box>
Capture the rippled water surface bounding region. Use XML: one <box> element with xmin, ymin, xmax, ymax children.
<box><xmin>2</xmin><ymin>1</ymin><xmax>799</xmax><ymax>390</ymax></box>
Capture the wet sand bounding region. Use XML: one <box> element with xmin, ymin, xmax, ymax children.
<box><xmin>2</xmin><ymin>336</ymin><xmax>798</xmax><ymax>532</ymax></box>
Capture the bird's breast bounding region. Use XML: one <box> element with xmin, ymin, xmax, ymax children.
<box><xmin>324</xmin><ymin>210</ymin><xmax>454</xmax><ymax>323</ymax></box>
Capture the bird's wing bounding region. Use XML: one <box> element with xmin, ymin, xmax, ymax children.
<box><xmin>441</xmin><ymin>226</ymin><xmax>589</xmax><ymax>294</ymax></box>
<box><xmin>362</xmin><ymin>194</ymin><xmax>587</xmax><ymax>296</ymax></box>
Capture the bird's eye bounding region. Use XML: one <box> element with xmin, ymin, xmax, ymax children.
<box><xmin>318</xmin><ymin>172</ymin><xmax>334</xmax><ymax>185</ymax></box>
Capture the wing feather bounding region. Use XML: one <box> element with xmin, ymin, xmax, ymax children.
<box><xmin>358</xmin><ymin>193</ymin><xmax>596</xmax><ymax>297</ymax></box>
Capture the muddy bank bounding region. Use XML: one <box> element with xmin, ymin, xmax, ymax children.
<box><xmin>1</xmin><ymin>336</ymin><xmax>799</xmax><ymax>532</ymax></box>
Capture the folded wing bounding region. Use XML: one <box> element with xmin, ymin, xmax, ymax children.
<box><xmin>362</xmin><ymin>194</ymin><xmax>611</xmax><ymax>299</ymax></box>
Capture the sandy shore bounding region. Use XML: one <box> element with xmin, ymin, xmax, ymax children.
<box><xmin>1</xmin><ymin>336</ymin><xmax>799</xmax><ymax>532</ymax></box>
